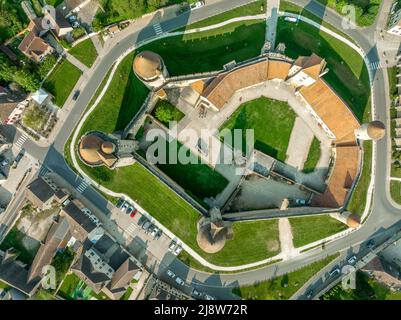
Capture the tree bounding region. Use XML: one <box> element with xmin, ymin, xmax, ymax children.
<box><xmin>13</xmin><ymin>69</ymin><xmax>40</xmax><ymax>92</ymax></box>
<box><xmin>36</xmin><ymin>55</ymin><xmax>57</xmax><ymax>80</ymax></box>
<box><xmin>154</xmin><ymin>101</ymin><xmax>180</xmax><ymax>125</ymax></box>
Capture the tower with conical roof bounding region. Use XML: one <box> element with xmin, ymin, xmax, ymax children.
<box><xmin>355</xmin><ymin>120</ymin><xmax>386</xmax><ymax>141</ymax></box>
<box><xmin>132</xmin><ymin>51</ymin><xmax>168</xmax><ymax>89</ymax></box>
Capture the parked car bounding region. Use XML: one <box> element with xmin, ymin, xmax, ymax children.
<box><xmin>0</xmin><ymin>158</ymin><xmax>9</xmax><ymax>167</ymax></box>
<box><xmin>173</xmin><ymin>244</ymin><xmax>182</xmax><ymax>256</ymax></box>
<box><xmin>12</xmin><ymin>148</ymin><xmax>25</xmax><ymax>168</ymax></box>
<box><xmin>126</xmin><ymin>206</ymin><xmax>134</xmax><ymax>215</ymax></box>
<box><xmin>192</xmin><ymin>289</ymin><xmax>202</xmax><ymax>298</ymax></box>
<box><xmin>168</xmin><ymin>240</ymin><xmax>177</xmax><ymax>252</ymax></box>
<box><xmin>151</xmin><ymin>227</ymin><xmax>159</xmax><ymax>238</ymax></box>
<box><xmin>284</xmin><ymin>16</ymin><xmax>298</xmax><ymax>23</ymax></box>
<box><xmin>306</xmin><ymin>290</ymin><xmax>313</xmax><ymax>299</ymax></box>
<box><xmin>138</xmin><ymin>217</ymin><xmax>147</xmax><ymax>228</ymax></box>
<box><xmin>130</xmin><ymin>208</ymin><xmax>138</xmax><ymax>218</ymax></box>
<box><xmin>142</xmin><ymin>221</ymin><xmax>151</xmax><ymax>231</ymax></box>
<box><xmin>72</xmin><ymin>90</ymin><xmax>80</xmax><ymax>100</ymax></box>
<box><xmin>167</xmin><ymin>270</ymin><xmax>175</xmax><ymax>278</ymax></box>
<box><xmin>81</xmin><ymin>208</ymin><xmax>91</xmax><ymax>215</ymax></box>
<box><xmin>204</xmin><ymin>294</ymin><xmax>215</xmax><ymax>300</ymax></box>
<box><xmin>295</xmin><ymin>198</ymin><xmax>307</xmax><ymax>206</ymax></box>
<box><xmin>329</xmin><ymin>267</ymin><xmax>341</xmax><ymax>278</ymax></box>
<box><xmin>367</xmin><ymin>239</ymin><xmax>375</xmax><ymax>249</ymax></box>
<box><xmin>190</xmin><ymin>1</ymin><xmax>205</xmax><ymax>10</ymax></box>
<box><xmin>175</xmin><ymin>277</ymin><xmax>185</xmax><ymax>286</ymax></box>
<box><xmin>154</xmin><ymin>229</ymin><xmax>163</xmax><ymax>240</ymax></box>
<box><xmin>347</xmin><ymin>255</ymin><xmax>357</xmax><ymax>265</ymax></box>
<box><xmin>120</xmin><ymin>202</ymin><xmax>129</xmax><ymax>212</ymax></box>
<box><xmin>116</xmin><ymin>198</ymin><xmax>125</xmax><ymax>208</ymax></box>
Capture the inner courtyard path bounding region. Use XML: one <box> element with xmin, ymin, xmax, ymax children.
<box><xmin>278</xmin><ymin>218</ymin><xmax>299</xmax><ymax>259</ymax></box>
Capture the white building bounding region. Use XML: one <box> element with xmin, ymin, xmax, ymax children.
<box><xmin>388</xmin><ymin>7</ymin><xmax>401</xmax><ymax>36</ymax></box>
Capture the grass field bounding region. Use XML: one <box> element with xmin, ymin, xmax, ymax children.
<box><xmin>289</xmin><ymin>215</ymin><xmax>347</xmax><ymax>248</ymax></box>
<box><xmin>68</xmin><ymin>38</ymin><xmax>98</xmax><ymax>68</ymax></box>
<box><xmin>220</xmin><ymin>96</ymin><xmax>296</xmax><ymax>162</ymax></box>
<box><xmin>277</xmin><ymin>19</ymin><xmax>370</xmax><ymax>123</ymax></box>
<box><xmin>181</xmin><ymin>0</ymin><xmax>265</xmax><ymax>30</ymax></box>
<box><xmin>390</xmin><ymin>180</ymin><xmax>401</xmax><ymax>205</ymax></box>
<box><xmin>302</xmin><ymin>137</ymin><xmax>321</xmax><ymax>173</ymax></box>
<box><xmin>43</xmin><ymin>59</ymin><xmax>82</xmax><ymax>107</ymax></box>
<box><xmin>347</xmin><ymin>140</ymin><xmax>372</xmax><ymax>216</ymax></box>
<box><xmin>321</xmin><ymin>271</ymin><xmax>401</xmax><ymax>300</ymax></box>
<box><xmin>233</xmin><ymin>254</ymin><xmax>339</xmax><ymax>299</ymax></box>
<box><xmin>146</xmin><ymin>138</ymin><xmax>229</xmax><ymax>204</ymax></box>
<box><xmin>140</xmin><ymin>20</ymin><xmax>265</xmax><ymax>76</ymax></box>
<box><xmin>0</xmin><ymin>227</ymin><xmax>40</xmax><ymax>265</ymax></box>
<box><xmin>316</xmin><ymin>0</ymin><xmax>381</xmax><ymax>27</ymax></box>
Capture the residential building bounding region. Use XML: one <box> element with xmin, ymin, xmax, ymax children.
<box><xmin>388</xmin><ymin>7</ymin><xmax>401</xmax><ymax>36</ymax></box>
<box><xmin>0</xmin><ymin>86</ymin><xmax>28</xmax><ymax>125</ymax></box>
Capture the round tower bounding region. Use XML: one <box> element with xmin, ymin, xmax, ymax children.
<box><xmin>355</xmin><ymin>120</ymin><xmax>385</xmax><ymax>141</ymax></box>
<box><xmin>132</xmin><ymin>51</ymin><xmax>168</xmax><ymax>89</ymax></box>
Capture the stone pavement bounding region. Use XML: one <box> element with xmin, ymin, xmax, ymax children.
<box><xmin>265</xmin><ymin>0</ymin><xmax>280</xmax><ymax>47</ymax></box>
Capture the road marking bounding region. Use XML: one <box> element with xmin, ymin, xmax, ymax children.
<box><xmin>125</xmin><ymin>223</ymin><xmax>137</xmax><ymax>236</ymax></box>
<box><xmin>153</xmin><ymin>23</ymin><xmax>163</xmax><ymax>35</ymax></box>
<box><xmin>15</xmin><ymin>134</ymin><xmax>28</xmax><ymax>149</ymax></box>
<box><xmin>369</xmin><ymin>61</ymin><xmax>382</xmax><ymax>71</ymax></box>
<box><xmin>38</xmin><ymin>165</ymin><xmax>50</xmax><ymax>177</ymax></box>
<box><xmin>76</xmin><ymin>179</ymin><xmax>90</xmax><ymax>193</ymax></box>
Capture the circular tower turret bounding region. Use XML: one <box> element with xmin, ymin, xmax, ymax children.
<box><xmin>355</xmin><ymin>120</ymin><xmax>385</xmax><ymax>141</ymax></box>
<box><xmin>133</xmin><ymin>51</ymin><xmax>168</xmax><ymax>89</ymax></box>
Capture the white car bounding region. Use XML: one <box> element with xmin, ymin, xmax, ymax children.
<box><xmin>121</xmin><ymin>202</ymin><xmax>129</xmax><ymax>212</ymax></box>
<box><xmin>167</xmin><ymin>270</ymin><xmax>175</xmax><ymax>278</ymax></box>
<box><xmin>82</xmin><ymin>208</ymin><xmax>91</xmax><ymax>215</ymax></box>
<box><xmin>151</xmin><ymin>227</ymin><xmax>159</xmax><ymax>238</ymax></box>
<box><xmin>204</xmin><ymin>294</ymin><xmax>215</xmax><ymax>300</ymax></box>
<box><xmin>175</xmin><ymin>277</ymin><xmax>185</xmax><ymax>286</ymax></box>
<box><xmin>284</xmin><ymin>16</ymin><xmax>298</xmax><ymax>23</ymax></box>
<box><xmin>168</xmin><ymin>241</ymin><xmax>177</xmax><ymax>252</ymax></box>
<box><xmin>347</xmin><ymin>255</ymin><xmax>357</xmax><ymax>265</ymax></box>
<box><xmin>190</xmin><ymin>1</ymin><xmax>204</xmax><ymax>10</ymax></box>
<box><xmin>173</xmin><ymin>245</ymin><xmax>182</xmax><ymax>256</ymax></box>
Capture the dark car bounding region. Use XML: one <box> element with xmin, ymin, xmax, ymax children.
<box><xmin>12</xmin><ymin>148</ymin><xmax>25</xmax><ymax>168</ymax></box>
<box><xmin>72</xmin><ymin>90</ymin><xmax>80</xmax><ymax>100</ymax></box>
<box><xmin>367</xmin><ymin>239</ymin><xmax>375</xmax><ymax>249</ymax></box>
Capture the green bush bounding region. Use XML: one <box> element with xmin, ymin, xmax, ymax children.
<box><xmin>154</xmin><ymin>100</ymin><xmax>184</xmax><ymax>126</ymax></box>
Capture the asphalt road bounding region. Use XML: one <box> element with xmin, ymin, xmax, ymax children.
<box><xmin>1</xmin><ymin>0</ymin><xmax>401</xmax><ymax>300</ymax></box>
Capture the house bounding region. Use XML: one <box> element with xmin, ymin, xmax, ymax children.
<box><xmin>42</xmin><ymin>7</ymin><xmax>73</xmax><ymax>38</ymax></box>
<box><xmin>362</xmin><ymin>255</ymin><xmax>401</xmax><ymax>291</ymax></box>
<box><xmin>18</xmin><ymin>20</ymin><xmax>54</xmax><ymax>63</ymax></box>
<box><xmin>0</xmin><ymin>86</ymin><xmax>29</xmax><ymax>125</ymax></box>
<box><xmin>25</xmin><ymin>176</ymin><xmax>69</xmax><ymax>210</ymax></box>
<box><xmin>388</xmin><ymin>8</ymin><xmax>401</xmax><ymax>36</ymax></box>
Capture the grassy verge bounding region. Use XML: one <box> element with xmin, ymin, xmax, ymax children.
<box><xmin>388</xmin><ymin>67</ymin><xmax>398</xmax><ymax>100</ymax></box>
<box><xmin>180</xmin><ymin>0</ymin><xmax>265</xmax><ymax>30</ymax></box>
<box><xmin>233</xmin><ymin>254</ymin><xmax>339</xmax><ymax>299</ymax></box>
<box><xmin>220</xmin><ymin>96</ymin><xmax>296</xmax><ymax>162</ymax></box>
<box><xmin>69</xmin><ymin>38</ymin><xmax>98</xmax><ymax>68</ymax></box>
<box><xmin>289</xmin><ymin>215</ymin><xmax>347</xmax><ymax>248</ymax></box>
<box><xmin>315</xmin><ymin>0</ymin><xmax>381</xmax><ymax>27</ymax></box>
<box><xmin>43</xmin><ymin>59</ymin><xmax>83</xmax><ymax>107</ymax></box>
<box><xmin>32</xmin><ymin>289</ymin><xmax>57</xmax><ymax>300</ymax></box>
<box><xmin>302</xmin><ymin>137</ymin><xmax>321</xmax><ymax>173</ymax></box>
<box><xmin>321</xmin><ymin>271</ymin><xmax>401</xmax><ymax>300</ymax></box>
<box><xmin>390</xmin><ymin>180</ymin><xmax>401</xmax><ymax>205</ymax></box>
<box><xmin>120</xmin><ymin>287</ymin><xmax>133</xmax><ymax>300</ymax></box>
<box><xmin>347</xmin><ymin>140</ymin><xmax>372</xmax><ymax>216</ymax></box>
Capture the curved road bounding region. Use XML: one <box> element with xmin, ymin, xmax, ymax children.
<box><xmin>1</xmin><ymin>0</ymin><xmax>401</xmax><ymax>300</ymax></box>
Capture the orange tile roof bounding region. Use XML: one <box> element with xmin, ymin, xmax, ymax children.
<box><xmin>312</xmin><ymin>145</ymin><xmax>360</xmax><ymax>208</ymax></box>
<box><xmin>300</xmin><ymin>78</ymin><xmax>360</xmax><ymax>144</ymax></box>
<box><xmin>267</xmin><ymin>60</ymin><xmax>291</xmax><ymax>80</ymax></box>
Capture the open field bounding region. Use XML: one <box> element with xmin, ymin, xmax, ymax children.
<box><xmin>289</xmin><ymin>215</ymin><xmax>347</xmax><ymax>248</ymax></box>
<box><xmin>233</xmin><ymin>254</ymin><xmax>339</xmax><ymax>299</ymax></box>
<box><xmin>220</xmin><ymin>96</ymin><xmax>296</xmax><ymax>162</ymax></box>
<box><xmin>43</xmin><ymin>59</ymin><xmax>82</xmax><ymax>107</ymax></box>
<box><xmin>69</xmin><ymin>38</ymin><xmax>98</xmax><ymax>68</ymax></box>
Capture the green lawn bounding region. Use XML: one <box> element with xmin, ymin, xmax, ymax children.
<box><xmin>233</xmin><ymin>254</ymin><xmax>339</xmax><ymax>300</ymax></box>
<box><xmin>143</xmin><ymin>137</ymin><xmax>228</xmax><ymax>204</ymax></box>
<box><xmin>302</xmin><ymin>137</ymin><xmax>321</xmax><ymax>173</ymax></box>
<box><xmin>43</xmin><ymin>59</ymin><xmax>82</xmax><ymax>107</ymax></box>
<box><xmin>279</xmin><ymin>0</ymin><xmax>355</xmax><ymax>43</ymax></box>
<box><xmin>347</xmin><ymin>140</ymin><xmax>372</xmax><ymax>216</ymax></box>
<box><xmin>181</xmin><ymin>0</ymin><xmax>265</xmax><ymax>30</ymax></box>
<box><xmin>120</xmin><ymin>287</ymin><xmax>133</xmax><ymax>300</ymax></box>
<box><xmin>58</xmin><ymin>273</ymin><xmax>81</xmax><ymax>300</ymax></box>
<box><xmin>388</xmin><ymin>67</ymin><xmax>398</xmax><ymax>100</ymax></box>
<box><xmin>220</xmin><ymin>96</ymin><xmax>296</xmax><ymax>162</ymax></box>
<box><xmin>277</xmin><ymin>18</ymin><xmax>370</xmax><ymax>122</ymax></box>
<box><xmin>32</xmin><ymin>289</ymin><xmax>57</xmax><ymax>300</ymax></box>
<box><xmin>0</xmin><ymin>227</ymin><xmax>40</xmax><ymax>265</ymax></box>
<box><xmin>0</xmin><ymin>280</ymin><xmax>10</xmax><ymax>289</ymax></box>
<box><xmin>316</xmin><ymin>0</ymin><xmax>381</xmax><ymax>27</ymax></box>
<box><xmin>321</xmin><ymin>271</ymin><xmax>401</xmax><ymax>300</ymax></box>
<box><xmin>68</xmin><ymin>38</ymin><xmax>98</xmax><ymax>68</ymax></box>
<box><xmin>390</xmin><ymin>180</ymin><xmax>401</xmax><ymax>205</ymax></box>
<box><xmin>289</xmin><ymin>215</ymin><xmax>347</xmax><ymax>248</ymax></box>
<box><xmin>140</xmin><ymin>20</ymin><xmax>265</xmax><ymax>76</ymax></box>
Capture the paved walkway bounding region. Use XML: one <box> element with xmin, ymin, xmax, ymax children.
<box><xmin>90</xmin><ymin>34</ymin><xmax>103</xmax><ymax>55</ymax></box>
<box><xmin>278</xmin><ymin>218</ymin><xmax>298</xmax><ymax>259</ymax></box>
<box><xmin>265</xmin><ymin>0</ymin><xmax>280</xmax><ymax>47</ymax></box>
<box><xmin>286</xmin><ymin>117</ymin><xmax>314</xmax><ymax>170</ymax></box>
<box><xmin>65</xmin><ymin>52</ymin><xmax>89</xmax><ymax>72</ymax></box>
